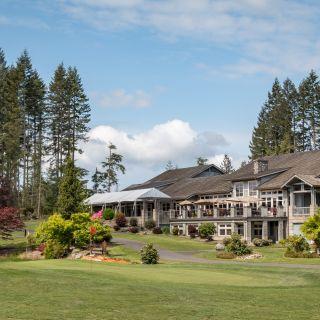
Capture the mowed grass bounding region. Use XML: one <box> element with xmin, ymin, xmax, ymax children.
<box><xmin>1</xmin><ymin>259</ymin><xmax>320</xmax><ymax>320</ymax></box>
<box><xmin>113</xmin><ymin>232</ymin><xmax>216</xmax><ymax>251</ymax></box>
<box><xmin>114</xmin><ymin>233</ymin><xmax>320</xmax><ymax>265</ymax></box>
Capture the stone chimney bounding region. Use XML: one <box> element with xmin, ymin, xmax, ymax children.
<box><xmin>253</xmin><ymin>159</ymin><xmax>268</xmax><ymax>174</ymax></box>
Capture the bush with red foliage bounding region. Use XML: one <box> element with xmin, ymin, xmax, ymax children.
<box><xmin>0</xmin><ymin>207</ymin><xmax>24</xmax><ymax>239</ymax></box>
<box><xmin>115</xmin><ymin>212</ymin><xmax>127</xmax><ymax>228</ymax></box>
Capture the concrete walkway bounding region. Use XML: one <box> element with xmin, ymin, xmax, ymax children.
<box><xmin>112</xmin><ymin>237</ymin><xmax>320</xmax><ymax>269</ymax></box>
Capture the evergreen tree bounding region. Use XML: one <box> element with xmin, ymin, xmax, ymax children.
<box><xmin>47</xmin><ymin>63</ymin><xmax>68</xmax><ymax>179</ymax></box>
<box><xmin>64</xmin><ymin>67</ymin><xmax>91</xmax><ymax>161</ymax></box>
<box><xmin>249</xmin><ymin>103</ymin><xmax>270</xmax><ymax>158</ymax></box>
<box><xmin>165</xmin><ymin>160</ymin><xmax>178</xmax><ymax>170</ymax></box>
<box><xmin>283</xmin><ymin>78</ymin><xmax>299</xmax><ymax>151</ymax></box>
<box><xmin>100</xmin><ymin>143</ymin><xmax>125</xmax><ymax>192</ymax></box>
<box><xmin>220</xmin><ymin>154</ymin><xmax>234</xmax><ymax>173</ymax></box>
<box><xmin>250</xmin><ymin>79</ymin><xmax>293</xmax><ymax>158</ymax></box>
<box><xmin>91</xmin><ymin>167</ymin><xmax>102</xmax><ymax>193</ymax></box>
<box><xmin>56</xmin><ymin>157</ymin><xmax>87</xmax><ymax>219</ymax></box>
<box><xmin>297</xmin><ymin>77</ymin><xmax>312</xmax><ymax>151</ymax></box>
<box><xmin>196</xmin><ymin>157</ymin><xmax>208</xmax><ymax>166</ymax></box>
<box><xmin>240</xmin><ymin>161</ymin><xmax>247</xmax><ymax>168</ymax></box>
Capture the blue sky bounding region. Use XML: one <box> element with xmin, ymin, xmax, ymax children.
<box><xmin>1</xmin><ymin>0</ymin><xmax>320</xmax><ymax>188</ymax></box>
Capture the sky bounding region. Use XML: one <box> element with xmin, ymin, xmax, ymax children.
<box><xmin>1</xmin><ymin>0</ymin><xmax>320</xmax><ymax>189</ymax></box>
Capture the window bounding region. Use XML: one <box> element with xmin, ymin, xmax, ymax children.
<box><xmin>235</xmin><ymin>182</ymin><xmax>244</xmax><ymax>197</ymax></box>
<box><xmin>236</xmin><ymin>223</ymin><xmax>244</xmax><ymax>236</ymax></box>
<box><xmin>253</xmin><ymin>222</ymin><xmax>263</xmax><ymax>238</ymax></box>
<box><xmin>249</xmin><ymin>181</ymin><xmax>258</xmax><ymax>196</ymax></box>
<box><xmin>293</xmin><ymin>184</ymin><xmax>302</xmax><ymax>191</ymax></box>
<box><xmin>292</xmin><ymin>223</ymin><xmax>303</xmax><ymax>235</ymax></box>
<box><xmin>219</xmin><ymin>223</ymin><xmax>232</xmax><ymax>236</ymax></box>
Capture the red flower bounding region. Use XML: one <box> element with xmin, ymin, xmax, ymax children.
<box><xmin>89</xmin><ymin>226</ymin><xmax>97</xmax><ymax>236</ymax></box>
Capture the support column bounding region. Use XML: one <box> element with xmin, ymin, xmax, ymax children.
<box><xmin>262</xmin><ymin>220</ymin><xmax>268</xmax><ymax>240</ymax></box>
<box><xmin>141</xmin><ymin>201</ymin><xmax>147</xmax><ymax>227</ymax></box>
<box><xmin>197</xmin><ymin>205</ymin><xmax>201</xmax><ymax>218</ymax></box>
<box><xmin>311</xmin><ymin>188</ymin><xmax>316</xmax><ymax>216</ymax></box>
<box><xmin>278</xmin><ymin>220</ymin><xmax>284</xmax><ymax>242</ymax></box>
<box><xmin>246</xmin><ymin>221</ymin><xmax>252</xmax><ymax>243</ymax></box>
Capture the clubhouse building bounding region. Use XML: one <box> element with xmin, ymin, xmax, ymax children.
<box><xmin>85</xmin><ymin>150</ymin><xmax>320</xmax><ymax>243</ymax></box>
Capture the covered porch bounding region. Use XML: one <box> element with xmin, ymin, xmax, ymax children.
<box><xmin>85</xmin><ymin>188</ymin><xmax>172</xmax><ymax>226</ymax></box>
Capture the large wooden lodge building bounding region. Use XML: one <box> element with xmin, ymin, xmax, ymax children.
<box><xmin>86</xmin><ymin>150</ymin><xmax>320</xmax><ymax>243</ymax></box>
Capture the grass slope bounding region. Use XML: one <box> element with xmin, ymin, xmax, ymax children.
<box><xmin>1</xmin><ymin>259</ymin><xmax>320</xmax><ymax>320</ymax></box>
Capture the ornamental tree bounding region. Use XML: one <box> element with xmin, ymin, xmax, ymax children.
<box><xmin>301</xmin><ymin>213</ymin><xmax>320</xmax><ymax>249</ymax></box>
<box><xmin>0</xmin><ymin>207</ymin><xmax>24</xmax><ymax>239</ymax></box>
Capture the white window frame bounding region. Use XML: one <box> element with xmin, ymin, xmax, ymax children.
<box><xmin>235</xmin><ymin>182</ymin><xmax>244</xmax><ymax>197</ymax></box>
<box><xmin>218</xmin><ymin>223</ymin><xmax>232</xmax><ymax>236</ymax></box>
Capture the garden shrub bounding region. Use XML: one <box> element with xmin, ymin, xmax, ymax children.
<box><xmin>198</xmin><ymin>222</ymin><xmax>216</xmax><ymax>241</ymax></box>
<box><xmin>103</xmin><ymin>208</ymin><xmax>115</xmax><ymax>220</ymax></box>
<box><xmin>26</xmin><ymin>234</ymin><xmax>36</xmax><ymax>249</ymax></box>
<box><xmin>216</xmin><ymin>251</ymin><xmax>236</xmax><ymax>259</ymax></box>
<box><xmin>144</xmin><ymin>219</ymin><xmax>156</xmax><ymax>230</ymax></box>
<box><xmin>71</xmin><ymin>212</ymin><xmax>112</xmax><ymax>248</ymax></box>
<box><xmin>90</xmin><ymin>221</ymin><xmax>112</xmax><ymax>244</ymax></box>
<box><xmin>188</xmin><ymin>225</ymin><xmax>197</xmax><ymax>238</ymax></box>
<box><xmin>35</xmin><ymin>214</ymin><xmax>73</xmax><ymax>246</ymax></box>
<box><xmin>253</xmin><ymin>238</ymin><xmax>273</xmax><ymax>247</ymax></box>
<box><xmin>140</xmin><ymin>243</ymin><xmax>159</xmax><ymax>264</ymax></box>
<box><xmin>91</xmin><ymin>210</ymin><xmax>103</xmax><ymax>220</ymax></box>
<box><xmin>225</xmin><ymin>233</ymin><xmax>252</xmax><ymax>256</ymax></box>
<box><xmin>301</xmin><ymin>213</ymin><xmax>320</xmax><ymax>249</ymax></box>
<box><xmin>161</xmin><ymin>226</ymin><xmax>170</xmax><ymax>234</ymax></box>
<box><xmin>172</xmin><ymin>226</ymin><xmax>179</xmax><ymax>236</ymax></box>
<box><xmin>282</xmin><ymin>235</ymin><xmax>310</xmax><ymax>254</ymax></box>
<box><xmin>222</xmin><ymin>237</ymin><xmax>232</xmax><ymax>246</ymax></box>
<box><xmin>128</xmin><ymin>226</ymin><xmax>139</xmax><ymax>233</ymax></box>
<box><xmin>152</xmin><ymin>226</ymin><xmax>162</xmax><ymax>234</ymax></box>
<box><xmin>44</xmin><ymin>239</ymin><xmax>68</xmax><ymax>259</ymax></box>
<box><xmin>113</xmin><ymin>225</ymin><xmax>120</xmax><ymax>231</ymax></box>
<box><xmin>73</xmin><ymin>228</ymin><xmax>91</xmax><ymax>248</ymax></box>
<box><xmin>115</xmin><ymin>212</ymin><xmax>127</xmax><ymax>228</ymax></box>
<box><xmin>284</xmin><ymin>251</ymin><xmax>318</xmax><ymax>258</ymax></box>
<box><xmin>129</xmin><ymin>217</ymin><xmax>138</xmax><ymax>227</ymax></box>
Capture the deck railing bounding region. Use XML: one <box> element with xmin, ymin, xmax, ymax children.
<box><xmin>293</xmin><ymin>207</ymin><xmax>310</xmax><ymax>216</ymax></box>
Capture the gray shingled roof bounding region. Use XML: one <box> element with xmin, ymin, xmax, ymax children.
<box><xmin>123</xmin><ymin>164</ymin><xmax>223</xmax><ymax>192</ymax></box>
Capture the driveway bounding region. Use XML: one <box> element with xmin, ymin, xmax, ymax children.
<box><xmin>112</xmin><ymin>237</ymin><xmax>320</xmax><ymax>269</ymax></box>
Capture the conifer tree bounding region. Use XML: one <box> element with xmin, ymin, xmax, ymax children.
<box><xmin>91</xmin><ymin>167</ymin><xmax>103</xmax><ymax>193</ymax></box>
<box><xmin>283</xmin><ymin>78</ymin><xmax>299</xmax><ymax>151</ymax></box>
<box><xmin>56</xmin><ymin>157</ymin><xmax>87</xmax><ymax>219</ymax></box>
<box><xmin>196</xmin><ymin>157</ymin><xmax>208</xmax><ymax>166</ymax></box>
<box><xmin>220</xmin><ymin>154</ymin><xmax>234</xmax><ymax>173</ymax></box>
<box><xmin>100</xmin><ymin>143</ymin><xmax>126</xmax><ymax>192</ymax></box>
<box><xmin>165</xmin><ymin>160</ymin><xmax>178</xmax><ymax>170</ymax></box>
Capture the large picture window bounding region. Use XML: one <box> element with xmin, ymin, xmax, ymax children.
<box><xmin>249</xmin><ymin>181</ymin><xmax>257</xmax><ymax>196</ymax></box>
<box><xmin>235</xmin><ymin>182</ymin><xmax>244</xmax><ymax>197</ymax></box>
<box><xmin>218</xmin><ymin>223</ymin><xmax>232</xmax><ymax>236</ymax></box>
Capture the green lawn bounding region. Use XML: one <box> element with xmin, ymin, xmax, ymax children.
<box><xmin>1</xmin><ymin>259</ymin><xmax>320</xmax><ymax>320</ymax></box>
<box><xmin>0</xmin><ymin>219</ymin><xmax>45</xmax><ymax>253</ymax></box>
<box><xmin>114</xmin><ymin>233</ymin><xmax>320</xmax><ymax>265</ymax></box>
<box><xmin>113</xmin><ymin>232</ymin><xmax>216</xmax><ymax>251</ymax></box>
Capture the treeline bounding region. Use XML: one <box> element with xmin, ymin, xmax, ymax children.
<box><xmin>250</xmin><ymin>71</ymin><xmax>320</xmax><ymax>158</ymax></box>
<box><xmin>0</xmin><ymin>48</ymin><xmax>90</xmax><ymax>217</ymax></box>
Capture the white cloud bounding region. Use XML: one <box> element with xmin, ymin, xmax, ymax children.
<box><xmin>77</xmin><ymin>119</ymin><xmax>229</xmax><ymax>187</ymax></box>
<box><xmin>91</xmin><ymin>89</ymin><xmax>151</xmax><ymax>109</ymax></box>
<box><xmin>59</xmin><ymin>0</ymin><xmax>320</xmax><ymax>76</ymax></box>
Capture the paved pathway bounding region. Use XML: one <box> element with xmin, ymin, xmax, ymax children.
<box><xmin>112</xmin><ymin>237</ymin><xmax>320</xmax><ymax>269</ymax></box>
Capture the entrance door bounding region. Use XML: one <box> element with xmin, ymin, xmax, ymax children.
<box><xmin>268</xmin><ymin>221</ymin><xmax>278</xmax><ymax>243</ymax></box>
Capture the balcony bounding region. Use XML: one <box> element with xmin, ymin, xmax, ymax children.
<box><xmin>169</xmin><ymin>206</ymin><xmax>287</xmax><ymax>221</ymax></box>
<box><xmin>293</xmin><ymin>207</ymin><xmax>310</xmax><ymax>216</ymax></box>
